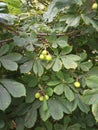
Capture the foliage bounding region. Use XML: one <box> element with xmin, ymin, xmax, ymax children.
<box><xmin>0</xmin><ymin>0</ymin><xmax>98</xmax><ymax>129</ymax></box>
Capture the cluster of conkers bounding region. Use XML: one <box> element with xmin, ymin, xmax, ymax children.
<box><xmin>35</xmin><ymin>92</ymin><xmax>49</xmax><ymax>101</ymax></box>
<box><xmin>39</xmin><ymin>50</ymin><xmax>52</xmax><ymax>61</ymax></box>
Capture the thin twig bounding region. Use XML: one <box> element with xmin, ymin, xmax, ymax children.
<box><xmin>0</xmin><ymin>38</ymin><xmax>13</xmax><ymax>44</ymax></box>
<box><xmin>0</xmin><ymin>30</ymin><xmax>81</xmax><ymax>46</ymax></box>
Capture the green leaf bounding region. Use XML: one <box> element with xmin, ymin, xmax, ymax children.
<box><xmin>90</xmin><ymin>19</ymin><xmax>98</xmax><ymax>31</ymax></box>
<box><xmin>54</xmin><ymin>84</ymin><xmax>64</xmax><ymax>95</ymax></box>
<box><xmin>54</xmin><ymin>123</ymin><xmax>64</xmax><ymax>130</ymax></box>
<box><xmin>28</xmin><ymin>77</ymin><xmax>38</xmax><ymax>87</ymax></box>
<box><xmin>57</xmin><ymin>98</ymin><xmax>71</xmax><ymax>114</ymax></box>
<box><xmin>43</xmin><ymin>0</ymin><xmax>73</xmax><ymax>22</ymax></box>
<box><xmin>1</xmin><ymin>79</ymin><xmax>26</xmax><ymax>97</ymax></box>
<box><xmin>88</xmin><ymin>67</ymin><xmax>98</xmax><ymax>76</ymax></box>
<box><xmin>48</xmin><ymin>98</ymin><xmax>63</xmax><ymax>120</ymax></box>
<box><xmin>3</xmin><ymin>0</ymin><xmax>22</xmax><ymax>14</ymax></box>
<box><xmin>16</xmin><ymin>117</ymin><xmax>24</xmax><ymax>130</ymax></box>
<box><xmin>35</xmin><ymin>127</ymin><xmax>46</xmax><ymax>130</ymax></box>
<box><xmin>33</xmin><ymin>60</ymin><xmax>44</xmax><ymax>76</ymax></box>
<box><xmin>80</xmin><ymin>61</ymin><xmax>93</xmax><ymax>71</ymax></box>
<box><xmin>39</xmin><ymin>101</ymin><xmax>50</xmax><ymax>121</ymax></box>
<box><xmin>66</xmin><ymin>54</ymin><xmax>81</xmax><ymax>61</ymax></box>
<box><xmin>1</xmin><ymin>53</ymin><xmax>22</xmax><ymax>61</ymax></box>
<box><xmin>26</xmin><ymin>88</ymin><xmax>37</xmax><ymax>103</ymax></box>
<box><xmin>39</xmin><ymin>108</ymin><xmax>50</xmax><ymax>122</ymax></box>
<box><xmin>64</xmin><ymin>86</ymin><xmax>74</xmax><ymax>102</ymax></box>
<box><xmin>52</xmin><ymin>58</ymin><xmax>62</xmax><ymax>72</ymax></box>
<box><xmin>56</xmin><ymin>71</ymin><xmax>64</xmax><ymax>80</ymax></box>
<box><xmin>65</xmin><ymin>99</ymin><xmax>78</xmax><ymax>112</ymax></box>
<box><xmin>42</xmin><ymin>100</ymin><xmax>48</xmax><ymax>111</ymax></box>
<box><xmin>92</xmin><ymin>103</ymin><xmax>98</xmax><ymax>122</ymax></box>
<box><xmin>63</xmin><ymin>116</ymin><xmax>71</xmax><ymax>129</ymax></box>
<box><xmin>0</xmin><ymin>120</ymin><xmax>5</xmax><ymax>129</ymax></box>
<box><xmin>66</xmin><ymin>15</ymin><xmax>80</xmax><ymax>27</ymax></box>
<box><xmin>0</xmin><ymin>59</ymin><xmax>18</xmax><ymax>71</ymax></box>
<box><xmin>43</xmin><ymin>1</ymin><xmax>59</xmax><ymax>22</ymax></box>
<box><xmin>20</xmin><ymin>60</ymin><xmax>33</xmax><ymax>73</ymax></box>
<box><xmin>81</xmin><ymin>14</ymin><xmax>90</xmax><ymax>25</ymax></box>
<box><xmin>32</xmin><ymin>100</ymin><xmax>41</xmax><ymax>110</ymax></box>
<box><xmin>44</xmin><ymin>121</ymin><xmax>52</xmax><ymax>130</ymax></box>
<box><xmin>0</xmin><ymin>44</ymin><xmax>9</xmax><ymax>57</ymax></box>
<box><xmin>56</xmin><ymin>36</ymin><xmax>68</xmax><ymax>48</ymax></box>
<box><xmin>0</xmin><ymin>2</ymin><xmax>7</xmax><ymax>8</ymax></box>
<box><xmin>67</xmin><ymin>123</ymin><xmax>81</xmax><ymax>130</ymax></box>
<box><xmin>79</xmin><ymin>51</ymin><xmax>87</xmax><ymax>62</ymax></box>
<box><xmin>81</xmin><ymin>14</ymin><xmax>98</xmax><ymax>31</ymax></box>
<box><xmin>77</xmin><ymin>95</ymin><xmax>89</xmax><ymax>113</ymax></box>
<box><xmin>61</xmin><ymin>57</ymin><xmax>78</xmax><ymax>69</ymax></box>
<box><xmin>61</xmin><ymin>46</ymin><xmax>72</xmax><ymax>55</ymax></box>
<box><xmin>82</xmin><ymin>89</ymin><xmax>98</xmax><ymax>105</ymax></box>
<box><xmin>46</xmin><ymin>87</ymin><xmax>53</xmax><ymax>96</ymax></box>
<box><xmin>74</xmin><ymin>0</ymin><xmax>83</xmax><ymax>5</ymax></box>
<box><xmin>47</xmin><ymin>81</ymin><xmax>60</xmax><ymax>86</ymax></box>
<box><xmin>86</xmin><ymin>114</ymin><xmax>95</xmax><ymax>127</ymax></box>
<box><xmin>25</xmin><ymin>107</ymin><xmax>37</xmax><ymax>128</ymax></box>
<box><xmin>0</xmin><ymin>13</ymin><xmax>17</xmax><ymax>24</ymax></box>
<box><xmin>86</xmin><ymin>75</ymin><xmax>98</xmax><ymax>88</ymax></box>
<box><xmin>0</xmin><ymin>85</ymin><xmax>11</xmax><ymax>111</ymax></box>
<box><xmin>13</xmin><ymin>36</ymin><xmax>27</xmax><ymax>46</ymax></box>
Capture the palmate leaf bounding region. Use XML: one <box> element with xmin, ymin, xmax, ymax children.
<box><xmin>1</xmin><ymin>79</ymin><xmax>26</xmax><ymax>97</ymax></box>
<box><xmin>56</xmin><ymin>98</ymin><xmax>71</xmax><ymax>114</ymax></box>
<box><xmin>54</xmin><ymin>84</ymin><xmax>64</xmax><ymax>95</ymax></box>
<box><xmin>39</xmin><ymin>100</ymin><xmax>50</xmax><ymax>121</ymax></box>
<box><xmin>15</xmin><ymin>117</ymin><xmax>24</xmax><ymax>130</ymax></box>
<box><xmin>82</xmin><ymin>89</ymin><xmax>98</xmax><ymax>105</ymax></box>
<box><xmin>39</xmin><ymin>109</ymin><xmax>50</xmax><ymax>122</ymax></box>
<box><xmin>66</xmin><ymin>15</ymin><xmax>80</xmax><ymax>27</ymax></box>
<box><xmin>20</xmin><ymin>60</ymin><xmax>33</xmax><ymax>73</ymax></box>
<box><xmin>86</xmin><ymin>75</ymin><xmax>98</xmax><ymax>88</ymax></box>
<box><xmin>0</xmin><ymin>59</ymin><xmax>18</xmax><ymax>71</ymax></box>
<box><xmin>0</xmin><ymin>85</ymin><xmax>11</xmax><ymax>111</ymax></box>
<box><xmin>52</xmin><ymin>58</ymin><xmax>62</xmax><ymax>72</ymax></box>
<box><xmin>43</xmin><ymin>0</ymin><xmax>72</xmax><ymax>22</ymax></box>
<box><xmin>80</xmin><ymin>61</ymin><xmax>93</xmax><ymax>71</ymax></box>
<box><xmin>77</xmin><ymin>95</ymin><xmax>89</xmax><ymax>113</ymax></box>
<box><xmin>61</xmin><ymin>54</ymin><xmax>81</xmax><ymax>69</ymax></box>
<box><xmin>2</xmin><ymin>0</ymin><xmax>22</xmax><ymax>14</ymax></box>
<box><xmin>1</xmin><ymin>53</ymin><xmax>22</xmax><ymax>61</ymax></box>
<box><xmin>25</xmin><ymin>88</ymin><xmax>37</xmax><ymax>103</ymax></box>
<box><xmin>0</xmin><ymin>52</ymin><xmax>22</xmax><ymax>71</ymax></box>
<box><xmin>81</xmin><ymin>14</ymin><xmax>98</xmax><ymax>31</ymax></box>
<box><xmin>61</xmin><ymin>57</ymin><xmax>78</xmax><ymax>69</ymax></box>
<box><xmin>64</xmin><ymin>86</ymin><xmax>75</xmax><ymax>102</ymax></box>
<box><xmin>67</xmin><ymin>123</ymin><xmax>81</xmax><ymax>130</ymax></box>
<box><xmin>48</xmin><ymin>98</ymin><xmax>63</xmax><ymax>120</ymax></box>
<box><xmin>92</xmin><ymin>103</ymin><xmax>98</xmax><ymax>122</ymax></box>
<box><xmin>0</xmin><ymin>13</ymin><xmax>17</xmax><ymax>25</ymax></box>
<box><xmin>25</xmin><ymin>108</ymin><xmax>37</xmax><ymax>128</ymax></box>
<box><xmin>54</xmin><ymin>124</ymin><xmax>64</xmax><ymax>130</ymax></box>
<box><xmin>44</xmin><ymin>121</ymin><xmax>53</xmax><ymax>130</ymax></box>
<box><xmin>0</xmin><ymin>119</ymin><xmax>5</xmax><ymax>129</ymax></box>
<box><xmin>0</xmin><ymin>44</ymin><xmax>9</xmax><ymax>57</ymax></box>
<box><xmin>74</xmin><ymin>0</ymin><xmax>83</xmax><ymax>6</ymax></box>
<box><xmin>33</xmin><ymin>60</ymin><xmax>44</xmax><ymax>76</ymax></box>
<box><xmin>0</xmin><ymin>2</ymin><xmax>8</xmax><ymax>13</ymax></box>
<box><xmin>88</xmin><ymin>67</ymin><xmax>98</xmax><ymax>76</ymax></box>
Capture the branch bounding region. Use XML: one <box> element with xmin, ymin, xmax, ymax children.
<box><xmin>0</xmin><ymin>22</ymin><xmax>19</xmax><ymax>35</ymax></box>
<box><xmin>37</xmin><ymin>30</ymin><xmax>80</xmax><ymax>37</ymax></box>
<box><xmin>0</xmin><ymin>38</ymin><xmax>13</xmax><ymax>44</ymax></box>
<box><xmin>0</xmin><ymin>30</ymin><xmax>81</xmax><ymax>47</ymax></box>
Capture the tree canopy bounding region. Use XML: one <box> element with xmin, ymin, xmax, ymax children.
<box><xmin>0</xmin><ymin>0</ymin><xmax>98</xmax><ymax>130</ymax></box>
